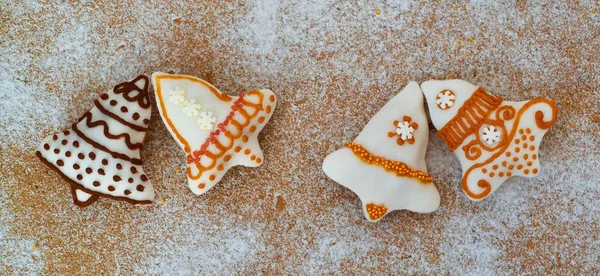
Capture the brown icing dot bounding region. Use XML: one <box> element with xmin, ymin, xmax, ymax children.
<box><xmin>102</xmin><ymin>159</ymin><xmax>108</xmax><ymax>165</ymax></box>
<box><xmin>73</xmin><ymin>141</ymin><xmax>79</xmax><ymax>148</ymax></box>
<box><xmin>113</xmin><ymin>176</ymin><xmax>122</xmax><ymax>182</ymax></box>
<box><xmin>89</xmin><ymin>152</ymin><xmax>96</xmax><ymax>160</ymax></box>
<box><xmin>110</xmin><ymin>100</ymin><xmax>117</xmax><ymax>106</ymax></box>
<box><xmin>133</xmin><ymin>112</ymin><xmax>140</xmax><ymax>120</ymax></box>
<box><xmin>78</xmin><ymin>153</ymin><xmax>85</xmax><ymax>159</ymax></box>
<box><xmin>93</xmin><ymin>181</ymin><xmax>101</xmax><ymax>187</ymax></box>
<box><xmin>65</xmin><ymin>151</ymin><xmax>71</xmax><ymax>157</ymax></box>
<box><xmin>43</xmin><ymin>144</ymin><xmax>50</xmax><ymax>150</ymax></box>
<box><xmin>73</xmin><ymin>164</ymin><xmax>80</xmax><ymax>170</ymax></box>
<box><xmin>98</xmin><ymin>169</ymin><xmax>105</xmax><ymax>175</ymax></box>
<box><xmin>130</xmin><ymin>167</ymin><xmax>138</xmax><ymax>174</ymax></box>
<box><xmin>116</xmin><ymin>163</ymin><xmax>122</xmax><ymax>170</ymax></box>
<box><xmin>136</xmin><ymin>185</ymin><xmax>145</xmax><ymax>192</ymax></box>
<box><xmin>54</xmin><ymin>149</ymin><xmax>60</xmax><ymax>154</ymax></box>
<box><xmin>124</xmin><ymin>190</ymin><xmax>131</xmax><ymax>195</ymax></box>
<box><xmin>53</xmin><ymin>134</ymin><xmax>58</xmax><ymax>140</ymax></box>
<box><xmin>143</xmin><ymin>119</ymin><xmax>150</xmax><ymax>125</ymax></box>
<box><xmin>61</xmin><ymin>139</ymin><xmax>68</xmax><ymax>145</ymax></box>
<box><xmin>57</xmin><ymin>160</ymin><xmax>64</xmax><ymax>166</ymax></box>
<box><xmin>128</xmin><ymin>178</ymin><xmax>134</xmax><ymax>183</ymax></box>
<box><xmin>100</xmin><ymin>93</ymin><xmax>109</xmax><ymax>100</ymax></box>
<box><xmin>63</xmin><ymin>130</ymin><xmax>70</xmax><ymax>135</ymax></box>
<box><xmin>120</xmin><ymin>106</ymin><xmax>128</xmax><ymax>113</ymax></box>
<box><xmin>85</xmin><ymin>168</ymin><xmax>92</xmax><ymax>174</ymax></box>
<box><xmin>140</xmin><ymin>174</ymin><xmax>148</xmax><ymax>181</ymax></box>
<box><xmin>108</xmin><ymin>186</ymin><xmax>115</xmax><ymax>192</ymax></box>
<box><xmin>76</xmin><ymin>174</ymin><xmax>83</xmax><ymax>180</ymax></box>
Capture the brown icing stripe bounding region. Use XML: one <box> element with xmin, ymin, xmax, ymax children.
<box><xmin>95</xmin><ymin>101</ymin><xmax>148</xmax><ymax>131</ymax></box>
<box><xmin>113</xmin><ymin>75</ymin><xmax>151</xmax><ymax>108</ymax></box>
<box><xmin>72</xmin><ymin>123</ymin><xmax>143</xmax><ymax>165</ymax></box>
<box><xmin>437</xmin><ymin>87</ymin><xmax>503</xmax><ymax>151</ymax></box>
<box><xmin>36</xmin><ymin>151</ymin><xmax>152</xmax><ymax>207</ymax></box>
<box><xmin>79</xmin><ymin>111</ymin><xmax>143</xmax><ymax>150</ymax></box>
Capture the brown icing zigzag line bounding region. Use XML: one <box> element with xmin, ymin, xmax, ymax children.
<box><xmin>79</xmin><ymin>111</ymin><xmax>143</xmax><ymax>150</ymax></box>
<box><xmin>36</xmin><ymin>151</ymin><xmax>152</xmax><ymax>207</ymax></box>
<box><xmin>113</xmin><ymin>75</ymin><xmax>151</xmax><ymax>108</ymax></box>
<box><xmin>72</xmin><ymin>123</ymin><xmax>143</xmax><ymax>165</ymax></box>
<box><xmin>95</xmin><ymin>101</ymin><xmax>148</xmax><ymax>131</ymax></box>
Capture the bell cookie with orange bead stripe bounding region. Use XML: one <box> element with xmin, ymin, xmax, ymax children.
<box><xmin>421</xmin><ymin>79</ymin><xmax>557</xmax><ymax>201</ymax></box>
<box><xmin>322</xmin><ymin>82</ymin><xmax>440</xmax><ymax>222</ymax></box>
<box><xmin>152</xmin><ymin>72</ymin><xmax>276</xmax><ymax>195</ymax></box>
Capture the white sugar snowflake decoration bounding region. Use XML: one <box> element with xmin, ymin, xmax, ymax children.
<box><xmin>395</xmin><ymin>121</ymin><xmax>415</xmax><ymax>141</ymax></box>
<box><xmin>197</xmin><ymin>111</ymin><xmax>217</xmax><ymax>130</ymax></box>
<box><xmin>436</xmin><ymin>90</ymin><xmax>456</xmax><ymax>110</ymax></box>
<box><xmin>482</xmin><ymin>125</ymin><xmax>501</xmax><ymax>145</ymax></box>
<box><xmin>168</xmin><ymin>86</ymin><xmax>186</xmax><ymax>106</ymax></box>
<box><xmin>181</xmin><ymin>99</ymin><xmax>202</xmax><ymax>117</ymax></box>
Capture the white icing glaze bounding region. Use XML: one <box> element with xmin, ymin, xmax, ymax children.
<box><xmin>36</xmin><ymin>75</ymin><xmax>155</xmax><ymax>206</ymax></box>
<box><xmin>75</xmin><ymin>189</ymin><xmax>93</xmax><ymax>202</ymax></box>
<box><xmin>422</xmin><ymin>79</ymin><xmax>558</xmax><ymax>201</ymax></box>
<box><xmin>322</xmin><ymin>81</ymin><xmax>440</xmax><ymax>222</ymax></box>
<box><xmin>152</xmin><ymin>72</ymin><xmax>277</xmax><ymax>195</ymax></box>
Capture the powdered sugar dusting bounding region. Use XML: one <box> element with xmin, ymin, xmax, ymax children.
<box><xmin>1</xmin><ymin>0</ymin><xmax>599</xmax><ymax>274</ymax></box>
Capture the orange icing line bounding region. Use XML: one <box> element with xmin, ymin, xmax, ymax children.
<box><xmin>345</xmin><ymin>142</ymin><xmax>433</xmax><ymax>184</ymax></box>
<box><xmin>438</xmin><ymin>87</ymin><xmax>503</xmax><ymax>151</ymax></box>
<box><xmin>461</xmin><ymin>98</ymin><xmax>558</xmax><ymax>199</ymax></box>
<box><xmin>186</xmin><ymin>91</ymin><xmax>266</xmax><ymax>180</ymax></box>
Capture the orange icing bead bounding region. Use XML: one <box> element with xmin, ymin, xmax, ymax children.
<box><xmin>345</xmin><ymin>142</ymin><xmax>433</xmax><ymax>183</ymax></box>
<box><xmin>366</xmin><ymin>203</ymin><xmax>387</xmax><ymax>220</ymax></box>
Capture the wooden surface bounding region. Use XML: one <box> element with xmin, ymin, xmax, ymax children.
<box><xmin>1</xmin><ymin>1</ymin><xmax>599</xmax><ymax>274</ymax></box>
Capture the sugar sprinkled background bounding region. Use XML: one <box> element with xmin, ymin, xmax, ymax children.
<box><xmin>1</xmin><ymin>0</ymin><xmax>599</xmax><ymax>274</ymax></box>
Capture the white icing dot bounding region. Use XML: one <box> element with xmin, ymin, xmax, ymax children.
<box><xmin>197</xmin><ymin>112</ymin><xmax>217</xmax><ymax>130</ymax></box>
<box><xmin>168</xmin><ymin>86</ymin><xmax>186</xmax><ymax>106</ymax></box>
<box><xmin>181</xmin><ymin>99</ymin><xmax>202</xmax><ymax>117</ymax></box>
<box><xmin>436</xmin><ymin>90</ymin><xmax>455</xmax><ymax>110</ymax></box>
<box><xmin>482</xmin><ymin>125</ymin><xmax>501</xmax><ymax>145</ymax></box>
<box><xmin>395</xmin><ymin>121</ymin><xmax>414</xmax><ymax>140</ymax></box>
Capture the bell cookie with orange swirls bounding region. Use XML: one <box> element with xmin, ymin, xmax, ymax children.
<box><xmin>421</xmin><ymin>79</ymin><xmax>558</xmax><ymax>201</ymax></box>
<box><xmin>322</xmin><ymin>81</ymin><xmax>440</xmax><ymax>222</ymax></box>
<box><xmin>151</xmin><ymin>72</ymin><xmax>277</xmax><ymax>195</ymax></box>
<box><xmin>36</xmin><ymin>75</ymin><xmax>155</xmax><ymax>207</ymax></box>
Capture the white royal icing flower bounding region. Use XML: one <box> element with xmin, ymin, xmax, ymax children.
<box><xmin>436</xmin><ymin>90</ymin><xmax>456</xmax><ymax>110</ymax></box>
<box><xmin>182</xmin><ymin>99</ymin><xmax>202</xmax><ymax>117</ymax></box>
<box><xmin>168</xmin><ymin>86</ymin><xmax>186</xmax><ymax>106</ymax></box>
<box><xmin>197</xmin><ymin>111</ymin><xmax>217</xmax><ymax>130</ymax></box>
<box><xmin>482</xmin><ymin>125</ymin><xmax>501</xmax><ymax>145</ymax></box>
<box><xmin>395</xmin><ymin>121</ymin><xmax>414</xmax><ymax>141</ymax></box>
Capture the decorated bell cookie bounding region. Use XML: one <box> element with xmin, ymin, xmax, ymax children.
<box><xmin>151</xmin><ymin>72</ymin><xmax>277</xmax><ymax>195</ymax></box>
<box><xmin>36</xmin><ymin>75</ymin><xmax>155</xmax><ymax>207</ymax></box>
<box><xmin>322</xmin><ymin>81</ymin><xmax>440</xmax><ymax>222</ymax></box>
<box><xmin>421</xmin><ymin>79</ymin><xmax>558</xmax><ymax>201</ymax></box>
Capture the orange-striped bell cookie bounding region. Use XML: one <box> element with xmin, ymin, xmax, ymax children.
<box><xmin>422</xmin><ymin>79</ymin><xmax>558</xmax><ymax>201</ymax></box>
<box><xmin>152</xmin><ymin>72</ymin><xmax>277</xmax><ymax>195</ymax></box>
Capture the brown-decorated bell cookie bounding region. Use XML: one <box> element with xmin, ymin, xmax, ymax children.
<box><xmin>36</xmin><ymin>75</ymin><xmax>155</xmax><ymax>207</ymax></box>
